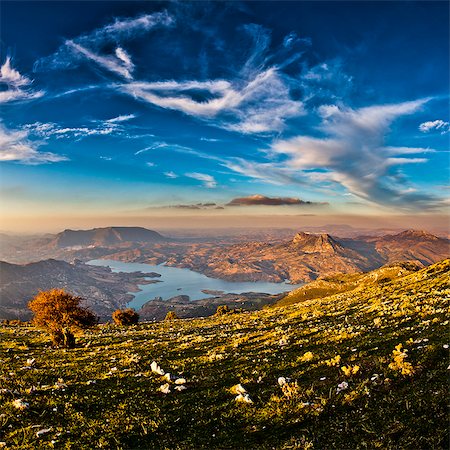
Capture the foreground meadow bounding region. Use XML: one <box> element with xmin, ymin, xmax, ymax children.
<box><xmin>0</xmin><ymin>260</ymin><xmax>449</xmax><ymax>449</ymax></box>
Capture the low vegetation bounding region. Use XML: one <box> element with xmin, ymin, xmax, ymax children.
<box><xmin>0</xmin><ymin>260</ymin><xmax>448</xmax><ymax>449</ymax></box>
<box><xmin>164</xmin><ymin>311</ymin><xmax>179</xmax><ymax>321</ymax></box>
<box><xmin>112</xmin><ymin>309</ymin><xmax>140</xmax><ymax>326</ymax></box>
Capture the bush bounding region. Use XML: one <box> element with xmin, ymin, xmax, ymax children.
<box><xmin>112</xmin><ymin>308</ymin><xmax>139</xmax><ymax>326</ymax></box>
<box><xmin>165</xmin><ymin>311</ymin><xmax>178</xmax><ymax>321</ymax></box>
<box><xmin>215</xmin><ymin>305</ymin><xmax>231</xmax><ymax>316</ymax></box>
<box><xmin>28</xmin><ymin>289</ymin><xmax>98</xmax><ymax>348</ymax></box>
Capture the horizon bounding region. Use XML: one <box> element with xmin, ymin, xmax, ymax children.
<box><xmin>0</xmin><ymin>1</ymin><xmax>449</xmax><ymax>233</ymax></box>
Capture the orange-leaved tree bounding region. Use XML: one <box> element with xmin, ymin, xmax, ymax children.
<box><xmin>28</xmin><ymin>289</ymin><xmax>98</xmax><ymax>348</ymax></box>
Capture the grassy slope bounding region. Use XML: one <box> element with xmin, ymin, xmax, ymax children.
<box><xmin>0</xmin><ymin>259</ymin><xmax>449</xmax><ymax>449</ymax></box>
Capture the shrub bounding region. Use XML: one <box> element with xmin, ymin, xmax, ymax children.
<box><xmin>112</xmin><ymin>308</ymin><xmax>139</xmax><ymax>326</ymax></box>
<box><xmin>165</xmin><ymin>311</ymin><xmax>178</xmax><ymax>321</ymax></box>
<box><xmin>28</xmin><ymin>289</ymin><xmax>98</xmax><ymax>348</ymax></box>
<box><xmin>215</xmin><ymin>305</ymin><xmax>231</xmax><ymax>316</ymax></box>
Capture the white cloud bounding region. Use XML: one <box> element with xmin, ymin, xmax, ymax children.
<box><xmin>185</xmin><ymin>172</ymin><xmax>217</xmax><ymax>188</ymax></box>
<box><xmin>34</xmin><ymin>12</ymin><xmax>174</xmax><ymax>77</ymax></box>
<box><xmin>24</xmin><ymin>115</ymin><xmax>134</xmax><ymax>140</ymax></box>
<box><xmin>104</xmin><ymin>114</ymin><xmax>136</xmax><ymax>123</ymax></box>
<box><xmin>263</xmin><ymin>98</ymin><xmax>445</xmax><ymax>210</ymax></box>
<box><xmin>0</xmin><ymin>123</ymin><xmax>67</xmax><ymax>164</ymax></box>
<box><xmin>224</xmin><ymin>98</ymin><xmax>445</xmax><ymax>210</ymax></box>
<box><xmin>118</xmin><ymin>67</ymin><xmax>303</xmax><ymax>133</ymax></box>
<box><xmin>419</xmin><ymin>119</ymin><xmax>449</xmax><ymax>134</ymax></box>
<box><xmin>0</xmin><ymin>57</ymin><xmax>44</xmax><ymax>103</ymax></box>
<box><xmin>164</xmin><ymin>171</ymin><xmax>178</xmax><ymax>179</ymax></box>
<box><xmin>66</xmin><ymin>41</ymin><xmax>134</xmax><ymax>79</ymax></box>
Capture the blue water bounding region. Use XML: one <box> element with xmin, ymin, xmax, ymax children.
<box><xmin>87</xmin><ymin>259</ymin><xmax>302</xmax><ymax>310</ymax></box>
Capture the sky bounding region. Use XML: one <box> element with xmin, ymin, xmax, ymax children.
<box><xmin>0</xmin><ymin>1</ymin><xmax>449</xmax><ymax>232</ymax></box>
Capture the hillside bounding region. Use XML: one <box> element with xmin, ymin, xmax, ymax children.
<box><xmin>0</xmin><ymin>259</ymin><xmax>448</xmax><ymax>449</ymax></box>
<box><xmin>0</xmin><ymin>259</ymin><xmax>160</xmax><ymax>320</ymax></box>
<box><xmin>274</xmin><ymin>261</ymin><xmax>424</xmax><ymax>307</ymax></box>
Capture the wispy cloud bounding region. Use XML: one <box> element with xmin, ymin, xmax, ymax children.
<box><xmin>185</xmin><ymin>172</ymin><xmax>217</xmax><ymax>188</ymax></box>
<box><xmin>0</xmin><ymin>57</ymin><xmax>44</xmax><ymax>103</ymax></box>
<box><xmin>0</xmin><ymin>123</ymin><xmax>67</xmax><ymax>164</ymax></box>
<box><xmin>34</xmin><ymin>12</ymin><xmax>174</xmax><ymax>78</ymax></box>
<box><xmin>164</xmin><ymin>171</ymin><xmax>178</xmax><ymax>179</ymax></box>
<box><xmin>419</xmin><ymin>119</ymin><xmax>449</xmax><ymax>134</ymax></box>
<box><xmin>24</xmin><ymin>114</ymin><xmax>135</xmax><ymax>140</ymax></box>
<box><xmin>262</xmin><ymin>98</ymin><xmax>445</xmax><ymax>210</ymax></box>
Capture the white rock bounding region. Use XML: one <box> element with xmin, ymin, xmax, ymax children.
<box><xmin>36</xmin><ymin>428</ymin><xmax>52</xmax><ymax>438</ymax></box>
<box><xmin>159</xmin><ymin>383</ymin><xmax>171</xmax><ymax>394</ymax></box>
<box><xmin>235</xmin><ymin>393</ymin><xmax>253</xmax><ymax>404</ymax></box>
<box><xmin>151</xmin><ymin>361</ymin><xmax>165</xmax><ymax>375</ymax></box>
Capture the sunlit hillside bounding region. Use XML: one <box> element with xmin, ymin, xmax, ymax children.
<box><xmin>0</xmin><ymin>259</ymin><xmax>448</xmax><ymax>449</ymax></box>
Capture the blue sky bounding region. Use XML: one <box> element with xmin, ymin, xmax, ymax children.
<box><xmin>0</xmin><ymin>1</ymin><xmax>449</xmax><ymax>228</ymax></box>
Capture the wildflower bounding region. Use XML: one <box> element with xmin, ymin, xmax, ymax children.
<box><xmin>163</xmin><ymin>373</ymin><xmax>176</xmax><ymax>382</ymax></box>
<box><xmin>230</xmin><ymin>384</ymin><xmax>247</xmax><ymax>395</ymax></box>
<box><xmin>373</xmin><ymin>317</ymin><xmax>382</xmax><ymax>327</ymax></box>
<box><xmin>443</xmin><ymin>344</ymin><xmax>449</xmax><ymax>349</ymax></box>
<box><xmin>325</xmin><ymin>355</ymin><xmax>341</xmax><ymax>366</ymax></box>
<box><xmin>175</xmin><ymin>378</ymin><xmax>186</xmax><ymax>385</ymax></box>
<box><xmin>54</xmin><ymin>378</ymin><xmax>67</xmax><ymax>389</ymax></box>
<box><xmin>26</xmin><ymin>358</ymin><xmax>36</xmax><ymax>367</ymax></box>
<box><xmin>341</xmin><ymin>365</ymin><xmax>360</xmax><ymax>376</ymax></box>
<box><xmin>174</xmin><ymin>385</ymin><xmax>187</xmax><ymax>392</ymax></box>
<box><xmin>388</xmin><ymin>344</ymin><xmax>414</xmax><ymax>376</ymax></box>
<box><xmin>12</xmin><ymin>399</ymin><xmax>29</xmax><ymax>410</ymax></box>
<box><xmin>299</xmin><ymin>351</ymin><xmax>314</xmax><ymax>362</ymax></box>
<box><xmin>150</xmin><ymin>361</ymin><xmax>165</xmax><ymax>375</ymax></box>
<box><xmin>336</xmin><ymin>381</ymin><xmax>349</xmax><ymax>393</ymax></box>
<box><xmin>159</xmin><ymin>383</ymin><xmax>171</xmax><ymax>394</ymax></box>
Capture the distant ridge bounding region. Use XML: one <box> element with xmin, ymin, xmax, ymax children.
<box><xmin>52</xmin><ymin>227</ymin><xmax>167</xmax><ymax>248</ymax></box>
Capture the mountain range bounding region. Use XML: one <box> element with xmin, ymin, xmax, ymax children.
<box><xmin>163</xmin><ymin>229</ymin><xmax>449</xmax><ymax>283</ymax></box>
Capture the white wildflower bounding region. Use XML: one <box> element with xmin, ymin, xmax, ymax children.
<box><xmin>336</xmin><ymin>381</ymin><xmax>349</xmax><ymax>393</ymax></box>
<box><xmin>174</xmin><ymin>385</ymin><xmax>187</xmax><ymax>392</ymax></box>
<box><xmin>175</xmin><ymin>378</ymin><xmax>186</xmax><ymax>385</ymax></box>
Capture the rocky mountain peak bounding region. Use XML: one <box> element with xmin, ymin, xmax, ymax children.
<box><xmin>292</xmin><ymin>231</ymin><xmax>343</xmax><ymax>253</ymax></box>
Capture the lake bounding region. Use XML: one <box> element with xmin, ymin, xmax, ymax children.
<box><xmin>87</xmin><ymin>259</ymin><xmax>302</xmax><ymax>309</ymax></box>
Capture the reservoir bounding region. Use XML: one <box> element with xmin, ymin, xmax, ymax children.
<box><xmin>88</xmin><ymin>259</ymin><xmax>302</xmax><ymax>309</ymax></box>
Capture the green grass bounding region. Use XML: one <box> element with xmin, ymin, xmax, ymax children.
<box><xmin>0</xmin><ymin>259</ymin><xmax>449</xmax><ymax>449</ymax></box>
